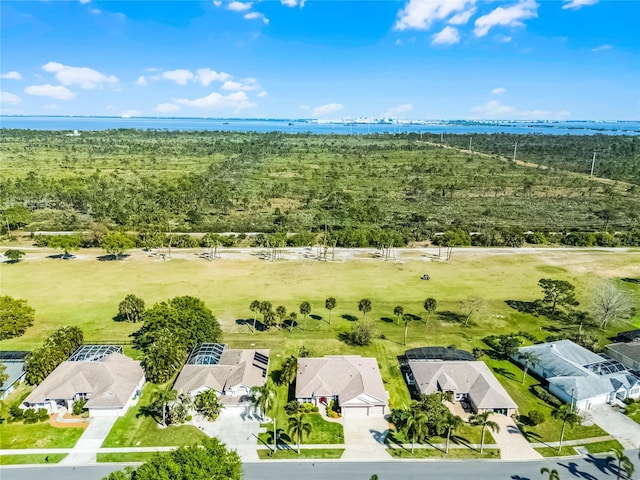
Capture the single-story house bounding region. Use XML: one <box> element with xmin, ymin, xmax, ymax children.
<box><xmin>22</xmin><ymin>349</ymin><xmax>144</xmax><ymax>416</ymax></box>
<box><xmin>514</xmin><ymin>340</ymin><xmax>640</xmax><ymax>410</ymax></box>
<box><xmin>605</xmin><ymin>342</ymin><xmax>640</xmax><ymax>370</ymax></box>
<box><xmin>295</xmin><ymin>355</ymin><xmax>389</xmax><ymax>417</ymax></box>
<box><xmin>0</xmin><ymin>351</ymin><xmax>29</xmax><ymax>400</ymax></box>
<box><xmin>408</xmin><ymin>360</ymin><xmax>518</xmax><ymax>416</ymax></box>
<box><xmin>174</xmin><ymin>344</ymin><xmax>269</xmax><ymax>409</ymax></box>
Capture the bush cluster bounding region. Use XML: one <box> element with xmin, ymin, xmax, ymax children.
<box><xmin>531</xmin><ymin>385</ymin><xmax>563</xmax><ymax>408</ymax></box>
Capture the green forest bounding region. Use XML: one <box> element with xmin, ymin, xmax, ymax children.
<box><xmin>1</xmin><ymin>129</ymin><xmax>638</xmax><ymax>247</ymax></box>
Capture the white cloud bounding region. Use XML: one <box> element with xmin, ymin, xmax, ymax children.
<box><xmin>470</xmin><ymin>100</ymin><xmax>566</xmax><ymax>119</ymax></box>
<box><xmin>395</xmin><ymin>0</ymin><xmax>476</xmax><ymax>31</ymax></box>
<box><xmin>90</xmin><ymin>8</ymin><xmax>101</xmax><ymax>15</ymax></box>
<box><xmin>79</xmin><ymin>0</ymin><xmax>91</xmax><ymax>4</ymax></box>
<box><xmin>385</xmin><ymin>103</ymin><xmax>413</xmax><ymax>117</ymax></box>
<box><xmin>431</xmin><ymin>26</ymin><xmax>460</xmax><ymax>45</ymax></box>
<box><xmin>1</xmin><ymin>91</ymin><xmax>22</xmax><ymax>105</ymax></box>
<box><xmin>195</xmin><ymin>68</ymin><xmax>231</xmax><ymax>86</ymax></box>
<box><xmin>281</xmin><ymin>0</ymin><xmax>305</xmax><ymax>6</ymax></box>
<box><xmin>562</xmin><ymin>0</ymin><xmax>598</xmax><ymax>9</ymax></box>
<box><xmin>1</xmin><ymin>71</ymin><xmax>22</xmax><ymax>80</ymax></box>
<box><xmin>474</xmin><ymin>0</ymin><xmax>538</xmax><ymax>37</ymax></box>
<box><xmin>174</xmin><ymin>91</ymin><xmax>256</xmax><ymax>111</ymax></box>
<box><xmin>592</xmin><ymin>44</ymin><xmax>612</xmax><ymax>52</ymax></box>
<box><xmin>163</xmin><ymin>69</ymin><xmax>194</xmax><ymax>85</ymax></box>
<box><xmin>258</xmin><ymin>91</ymin><xmax>268</xmax><ymax>98</ymax></box>
<box><xmin>136</xmin><ymin>76</ymin><xmax>148</xmax><ymax>86</ymax></box>
<box><xmin>25</xmin><ymin>84</ymin><xmax>76</xmax><ymax>100</ymax></box>
<box><xmin>498</xmin><ymin>35</ymin><xmax>513</xmax><ymax>43</ymax></box>
<box><xmin>228</xmin><ymin>1</ymin><xmax>252</xmax><ymax>11</ymax></box>
<box><xmin>42</xmin><ymin>62</ymin><xmax>118</xmax><ymax>89</ymax></box>
<box><xmin>311</xmin><ymin>103</ymin><xmax>343</xmax><ymax>117</ymax></box>
<box><xmin>448</xmin><ymin>7</ymin><xmax>476</xmax><ymax>25</ymax></box>
<box><xmin>244</xmin><ymin>12</ymin><xmax>269</xmax><ymax>24</ymax></box>
<box><xmin>155</xmin><ymin>103</ymin><xmax>181</xmax><ymax>113</ymax></box>
<box><xmin>120</xmin><ymin>109</ymin><xmax>141</xmax><ymax>118</ymax></box>
<box><xmin>221</xmin><ymin>78</ymin><xmax>260</xmax><ymax>91</ymax></box>
<box><xmin>491</xmin><ymin>87</ymin><xmax>506</xmax><ymax>94</ymax></box>
<box><xmin>213</xmin><ymin>0</ymin><xmax>222</xmax><ymax>5</ymax></box>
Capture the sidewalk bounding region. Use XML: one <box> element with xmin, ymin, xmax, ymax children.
<box><xmin>60</xmin><ymin>416</ymin><xmax>119</xmax><ymax>465</ymax></box>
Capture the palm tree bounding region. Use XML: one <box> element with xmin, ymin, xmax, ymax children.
<box><xmin>276</xmin><ymin>305</ymin><xmax>287</xmax><ymax>327</ymax></box>
<box><xmin>470</xmin><ymin>411</ymin><xmax>500</xmax><ymax>454</ymax></box>
<box><xmin>540</xmin><ymin>467</ymin><xmax>561</xmax><ymax>480</ymax></box>
<box><xmin>358</xmin><ymin>298</ymin><xmax>372</xmax><ymax>320</ymax></box>
<box><xmin>259</xmin><ymin>300</ymin><xmax>272</xmax><ymax>328</ymax></box>
<box><xmin>249</xmin><ymin>299</ymin><xmax>260</xmax><ymax>331</ymax></box>
<box><xmin>287</xmin><ymin>412</ymin><xmax>313</xmax><ymax>454</ymax></box>
<box><xmin>279</xmin><ymin>356</ymin><xmax>298</xmax><ymax>386</ymax></box>
<box><xmin>423</xmin><ymin>298</ymin><xmax>437</xmax><ymax>324</ymax></box>
<box><xmin>518</xmin><ymin>352</ymin><xmax>539</xmax><ymax>384</ymax></box>
<box><xmin>299</xmin><ymin>301</ymin><xmax>311</xmax><ymax>330</ymax></box>
<box><xmin>250</xmin><ymin>382</ymin><xmax>275</xmax><ymax>421</ymax></box>
<box><xmin>151</xmin><ymin>389</ymin><xmax>177</xmax><ymax>427</ymax></box>
<box><xmin>404</xmin><ymin>408</ymin><xmax>429</xmax><ymax>454</ymax></box>
<box><xmin>403</xmin><ymin>314</ymin><xmax>414</xmax><ymax>346</ymax></box>
<box><xmin>441</xmin><ymin>414</ymin><xmax>464</xmax><ymax>454</ymax></box>
<box><xmin>393</xmin><ymin>305</ymin><xmax>404</xmax><ymax>326</ymax></box>
<box><xmin>287</xmin><ymin>312</ymin><xmax>297</xmax><ymax>332</ymax></box>
<box><xmin>607</xmin><ymin>448</ymin><xmax>635</xmax><ymax>480</ymax></box>
<box><xmin>551</xmin><ymin>404</ymin><xmax>581</xmax><ymax>452</ymax></box>
<box><xmin>325</xmin><ymin>297</ymin><xmax>336</xmax><ymax>324</ymax></box>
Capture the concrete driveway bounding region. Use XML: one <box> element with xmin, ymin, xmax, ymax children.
<box><xmin>341</xmin><ymin>415</ymin><xmax>390</xmax><ymax>461</ymax></box>
<box><xmin>61</xmin><ymin>415</ymin><xmax>119</xmax><ymax>465</ymax></box>
<box><xmin>192</xmin><ymin>407</ymin><xmax>261</xmax><ymax>461</ymax></box>
<box><xmin>586</xmin><ymin>404</ymin><xmax>640</xmax><ymax>449</ymax></box>
<box><xmin>490</xmin><ymin>414</ymin><xmax>542</xmax><ymax>460</ymax></box>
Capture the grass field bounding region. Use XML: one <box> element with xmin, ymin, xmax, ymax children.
<box><xmin>257</xmin><ymin>448</ymin><xmax>345</xmax><ymax>459</ymax></box>
<box><xmin>0</xmin><ymin>454</ymin><xmax>67</xmax><ymax>465</ymax></box>
<box><xmin>387</xmin><ymin>447</ymin><xmax>500</xmax><ymax>459</ymax></box>
<box><xmin>533</xmin><ymin>440</ymin><xmax>622</xmax><ymax>458</ymax></box>
<box><xmin>96</xmin><ymin>452</ymin><xmax>160</xmax><ymax>463</ymax></box>
<box><xmin>0</xmin><ymin>422</ymin><xmax>85</xmax><ymax>449</ymax></box>
<box><xmin>101</xmin><ymin>383</ymin><xmax>208</xmax><ymax>448</ymax></box>
<box><xmin>2</xmin><ymin>248</ymin><xmax>638</xmax><ymax>448</ymax></box>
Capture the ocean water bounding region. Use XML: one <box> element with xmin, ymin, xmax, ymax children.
<box><xmin>1</xmin><ymin>116</ymin><xmax>639</xmax><ymax>136</ymax></box>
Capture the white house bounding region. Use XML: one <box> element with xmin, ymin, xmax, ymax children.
<box><xmin>515</xmin><ymin>340</ymin><xmax>640</xmax><ymax>410</ymax></box>
<box><xmin>22</xmin><ymin>350</ymin><xmax>144</xmax><ymax>417</ymax></box>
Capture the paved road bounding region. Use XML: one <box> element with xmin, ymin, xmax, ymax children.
<box><xmin>3</xmin><ymin>452</ymin><xmax>639</xmax><ymax>480</ymax></box>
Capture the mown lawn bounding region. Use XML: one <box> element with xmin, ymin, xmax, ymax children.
<box><xmin>0</xmin><ymin>423</ymin><xmax>85</xmax><ymax>449</ymax></box>
<box><xmin>97</xmin><ymin>452</ymin><xmax>160</xmax><ymax>463</ymax></box>
<box><xmin>484</xmin><ymin>356</ymin><xmax>607</xmax><ymax>443</ymax></box>
<box><xmin>387</xmin><ymin>447</ymin><xmax>500</xmax><ymax>459</ymax></box>
<box><xmin>0</xmin><ymin>454</ymin><xmax>67</xmax><ymax>465</ymax></box>
<box><xmin>257</xmin><ymin>448</ymin><xmax>344</xmax><ymax>459</ymax></box>
<box><xmin>101</xmin><ymin>383</ymin><xmax>207</xmax><ymax>448</ymax></box>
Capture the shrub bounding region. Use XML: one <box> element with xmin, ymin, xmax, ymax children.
<box><xmin>23</xmin><ymin>408</ymin><xmax>39</xmax><ymax>424</ymax></box>
<box><xmin>345</xmin><ymin>323</ymin><xmax>372</xmax><ymax>346</ymax></box>
<box><xmin>72</xmin><ymin>398</ymin><xmax>87</xmax><ymax>416</ymax></box>
<box><xmin>531</xmin><ymin>385</ymin><xmax>563</xmax><ymax>408</ymax></box>
<box><xmin>284</xmin><ymin>400</ymin><xmax>300</xmax><ymax>416</ymax></box>
<box><xmin>9</xmin><ymin>404</ymin><xmax>24</xmax><ymax>421</ymax></box>
<box><xmin>527</xmin><ymin>410</ymin><xmax>545</xmax><ymax>426</ymax></box>
<box><xmin>299</xmin><ymin>402</ymin><xmax>316</xmax><ymax>413</ymax></box>
<box><xmin>37</xmin><ymin>408</ymin><xmax>49</xmax><ymax>422</ymax></box>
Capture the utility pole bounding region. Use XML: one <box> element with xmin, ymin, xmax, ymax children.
<box><xmin>440</xmin><ymin>133</ymin><xmax>444</xmax><ymax>143</ymax></box>
<box><xmin>590</xmin><ymin>151</ymin><xmax>596</xmax><ymax>177</ymax></box>
<box><xmin>513</xmin><ymin>142</ymin><xmax>518</xmax><ymax>163</ymax></box>
<box><xmin>469</xmin><ymin>137</ymin><xmax>473</xmax><ymax>152</ymax></box>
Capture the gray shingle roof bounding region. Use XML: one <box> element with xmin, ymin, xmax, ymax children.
<box><xmin>24</xmin><ymin>352</ymin><xmax>144</xmax><ymax>409</ymax></box>
<box><xmin>408</xmin><ymin>360</ymin><xmax>517</xmax><ymax>410</ymax></box>
<box><xmin>606</xmin><ymin>343</ymin><xmax>640</xmax><ymax>364</ymax></box>
<box><xmin>517</xmin><ymin>340</ymin><xmax>603</xmax><ymax>378</ymax></box>
<box><xmin>174</xmin><ymin>349</ymin><xmax>269</xmax><ymax>396</ymax></box>
<box><xmin>295</xmin><ymin>356</ymin><xmax>388</xmax><ymax>407</ymax></box>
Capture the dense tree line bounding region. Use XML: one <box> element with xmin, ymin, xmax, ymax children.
<box><xmin>25</xmin><ymin>326</ymin><xmax>84</xmax><ymax>385</ymax></box>
<box><xmin>1</xmin><ymin>130</ymin><xmax>638</xmax><ymax>240</ymax></box>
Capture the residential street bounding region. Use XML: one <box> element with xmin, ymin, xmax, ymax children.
<box><xmin>2</xmin><ymin>451</ymin><xmax>639</xmax><ymax>480</ymax></box>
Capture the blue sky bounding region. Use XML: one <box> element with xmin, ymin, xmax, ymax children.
<box><xmin>1</xmin><ymin>0</ymin><xmax>638</xmax><ymax>119</ymax></box>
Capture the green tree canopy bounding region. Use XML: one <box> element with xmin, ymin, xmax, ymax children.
<box><xmin>4</xmin><ymin>249</ymin><xmax>25</xmax><ymax>263</ymax></box>
<box><xmin>101</xmin><ymin>232</ymin><xmax>136</xmax><ymax>260</ymax></box>
<box><xmin>118</xmin><ymin>294</ymin><xmax>145</xmax><ymax>323</ymax></box>
<box><xmin>0</xmin><ymin>295</ymin><xmax>35</xmax><ymax>340</ymax></box>
<box><xmin>538</xmin><ymin>278</ymin><xmax>578</xmax><ymax>314</ymax></box>
<box><xmin>48</xmin><ymin>234</ymin><xmax>81</xmax><ymax>259</ymax></box>
<box><xmin>25</xmin><ymin>326</ymin><xmax>84</xmax><ymax>385</ymax></box>
<box><xmin>358</xmin><ymin>298</ymin><xmax>372</xmax><ymax>320</ymax></box>
<box><xmin>103</xmin><ymin>438</ymin><xmax>242</xmax><ymax>480</ymax></box>
<box><xmin>1</xmin><ymin>205</ymin><xmax>32</xmax><ymax>230</ymax></box>
<box><xmin>195</xmin><ymin>389</ymin><xmax>223</xmax><ymax>421</ymax></box>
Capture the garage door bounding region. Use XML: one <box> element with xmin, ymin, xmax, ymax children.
<box><xmin>342</xmin><ymin>406</ymin><xmax>370</xmax><ymax>418</ymax></box>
